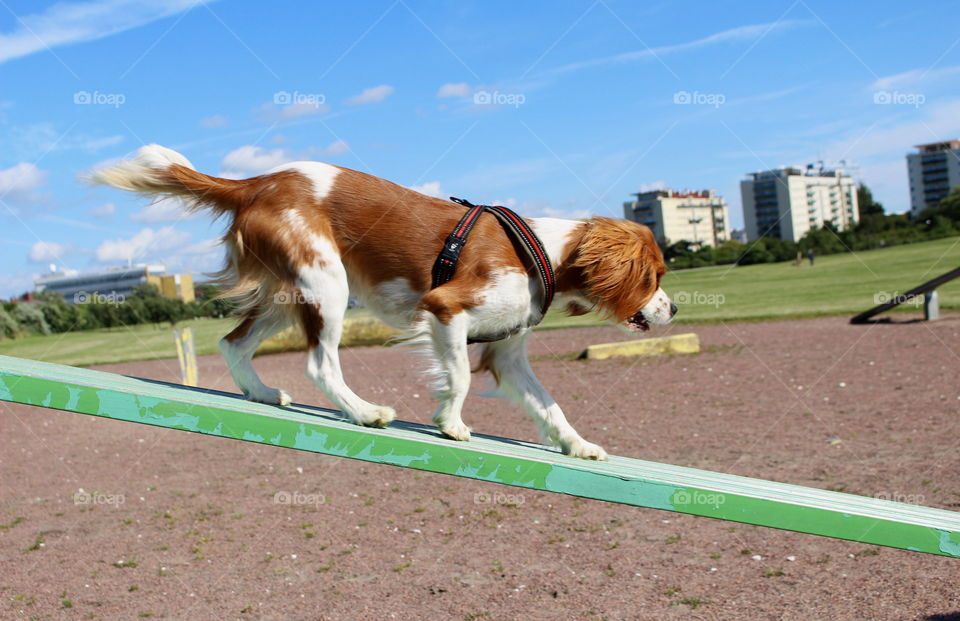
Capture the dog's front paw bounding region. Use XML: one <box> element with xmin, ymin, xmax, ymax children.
<box><xmin>353</xmin><ymin>405</ymin><xmax>396</xmax><ymax>428</ymax></box>
<box><xmin>438</xmin><ymin>421</ymin><xmax>471</xmax><ymax>442</ymax></box>
<box><xmin>562</xmin><ymin>437</ymin><xmax>608</xmax><ymax>461</ymax></box>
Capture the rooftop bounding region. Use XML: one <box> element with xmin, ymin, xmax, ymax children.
<box><xmin>632</xmin><ymin>189</ymin><xmax>720</xmax><ymax>200</ymax></box>
<box><xmin>913</xmin><ymin>139</ymin><xmax>960</xmax><ymax>153</ymax></box>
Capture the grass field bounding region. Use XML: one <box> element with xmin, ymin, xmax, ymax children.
<box><xmin>662</xmin><ymin>235</ymin><xmax>960</xmax><ymax>323</ymax></box>
<box><xmin>1</xmin><ymin>236</ymin><xmax>957</xmax><ymax>366</ymax></box>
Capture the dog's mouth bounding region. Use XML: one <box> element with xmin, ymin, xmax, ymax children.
<box><xmin>626</xmin><ymin>311</ymin><xmax>650</xmax><ymax>332</ymax></box>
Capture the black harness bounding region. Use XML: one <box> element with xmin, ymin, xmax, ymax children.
<box><xmin>431</xmin><ymin>197</ymin><xmax>556</xmax><ymax>327</ymax></box>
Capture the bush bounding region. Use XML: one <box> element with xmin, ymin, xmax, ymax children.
<box><xmin>10</xmin><ymin>303</ymin><xmax>51</xmax><ymax>335</ymax></box>
<box><xmin>0</xmin><ymin>307</ymin><xmax>18</xmax><ymax>339</ymax></box>
<box><xmin>35</xmin><ymin>291</ymin><xmax>82</xmax><ymax>333</ymax></box>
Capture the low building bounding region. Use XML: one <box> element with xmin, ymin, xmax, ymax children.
<box><xmin>906</xmin><ymin>139</ymin><xmax>960</xmax><ymax>218</ymax></box>
<box><xmin>740</xmin><ymin>166</ymin><xmax>859</xmax><ymax>242</ymax></box>
<box><xmin>623</xmin><ymin>189</ymin><xmax>730</xmax><ymax>248</ymax></box>
<box><xmin>34</xmin><ymin>264</ymin><xmax>195</xmax><ymax>304</ymax></box>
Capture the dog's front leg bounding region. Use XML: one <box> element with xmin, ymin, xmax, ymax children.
<box><xmin>298</xmin><ymin>261</ymin><xmax>396</xmax><ymax>428</ymax></box>
<box><xmin>479</xmin><ymin>333</ymin><xmax>608</xmax><ymax>460</ymax></box>
<box><xmin>425</xmin><ymin>312</ymin><xmax>473</xmax><ymax>442</ymax></box>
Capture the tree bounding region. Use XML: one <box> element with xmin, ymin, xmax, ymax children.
<box><xmin>919</xmin><ymin>187</ymin><xmax>960</xmax><ymax>223</ymax></box>
<box><xmin>131</xmin><ymin>284</ymin><xmax>188</xmax><ymax>326</ymax></box>
<box><xmin>857</xmin><ymin>183</ymin><xmax>884</xmax><ymax>218</ymax></box>
<box><xmin>193</xmin><ymin>283</ymin><xmax>235</xmax><ymax>318</ymax></box>
<box><xmin>35</xmin><ymin>291</ymin><xmax>80</xmax><ymax>333</ymax></box>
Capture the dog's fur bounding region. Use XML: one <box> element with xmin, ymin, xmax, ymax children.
<box><xmin>92</xmin><ymin>145</ymin><xmax>675</xmax><ymax>460</ymax></box>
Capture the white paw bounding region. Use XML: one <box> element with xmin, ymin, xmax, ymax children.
<box><xmin>563</xmin><ymin>437</ymin><xmax>608</xmax><ymax>461</ymax></box>
<box><xmin>247</xmin><ymin>388</ymin><xmax>292</xmax><ymax>406</ymax></box>
<box><xmin>353</xmin><ymin>405</ymin><xmax>396</xmax><ymax>428</ymax></box>
<box><xmin>438</xmin><ymin>420</ymin><xmax>472</xmax><ymax>442</ymax></box>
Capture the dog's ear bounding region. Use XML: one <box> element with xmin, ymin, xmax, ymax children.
<box><xmin>571</xmin><ymin>217</ymin><xmax>662</xmax><ymax>322</ymax></box>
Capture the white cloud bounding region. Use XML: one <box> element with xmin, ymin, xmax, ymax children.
<box><xmin>408</xmin><ymin>181</ymin><xmax>443</xmax><ymax>198</ymax></box>
<box><xmin>220</xmin><ymin>145</ymin><xmax>292</xmax><ymax>179</ymax></box>
<box><xmin>437</xmin><ymin>82</ymin><xmax>472</xmax><ymax>98</ymax></box>
<box><xmin>29</xmin><ymin>241</ymin><xmax>66</xmax><ymax>263</ymax></box>
<box><xmin>0</xmin><ymin>270</ymin><xmax>37</xmax><ymax>298</ymax></box>
<box><xmin>257</xmin><ymin>101</ymin><xmax>330</xmax><ymax>122</ymax></box>
<box><xmin>0</xmin><ymin>162</ymin><xmax>46</xmax><ymax>200</ymax></box>
<box><xmin>815</xmin><ymin>97</ymin><xmax>960</xmax><ymax>213</ymax></box>
<box><xmin>0</xmin><ymin>0</ymin><xmax>208</xmax><ymax>65</ymax></box>
<box><xmin>551</xmin><ymin>20</ymin><xmax>809</xmax><ymax>74</ymax></box>
<box><xmin>321</xmin><ymin>139</ymin><xmax>350</xmax><ymax>156</ymax></box>
<box><xmin>542</xmin><ymin>206</ymin><xmax>592</xmax><ymax>219</ymax></box>
<box><xmin>89</xmin><ymin>202</ymin><xmax>116</xmax><ymax>217</ymax></box>
<box><xmin>345</xmin><ymin>84</ymin><xmax>394</xmax><ymax>105</ymax></box>
<box><xmin>200</xmin><ymin>114</ymin><xmax>228</xmax><ymax>128</ymax></box>
<box><xmin>7</xmin><ymin>122</ymin><xmax>124</xmax><ymax>157</ymax></box>
<box><xmin>639</xmin><ymin>180</ymin><xmax>667</xmax><ymax>192</ymax></box>
<box><xmin>161</xmin><ymin>237</ymin><xmax>223</xmax><ymax>274</ymax></box>
<box><xmin>95</xmin><ymin>226</ymin><xmax>191</xmax><ymax>263</ymax></box>
<box><xmin>871</xmin><ymin>65</ymin><xmax>960</xmax><ymax>92</ymax></box>
<box><xmin>130</xmin><ymin>198</ymin><xmax>194</xmax><ymax>223</ymax></box>
<box><xmin>220</xmin><ymin>141</ymin><xmax>348</xmax><ymax>177</ymax></box>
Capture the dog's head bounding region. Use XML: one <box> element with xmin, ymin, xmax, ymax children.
<box><xmin>568</xmin><ymin>217</ymin><xmax>676</xmax><ymax>332</ymax></box>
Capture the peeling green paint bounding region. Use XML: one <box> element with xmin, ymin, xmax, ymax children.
<box><xmin>1</xmin><ymin>354</ymin><xmax>958</xmax><ymax>559</ymax></box>
<box><xmin>939</xmin><ymin>530</ymin><xmax>960</xmax><ymax>556</ymax></box>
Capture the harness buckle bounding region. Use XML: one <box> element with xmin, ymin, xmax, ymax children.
<box><xmin>438</xmin><ymin>234</ymin><xmax>465</xmax><ymax>263</ymax></box>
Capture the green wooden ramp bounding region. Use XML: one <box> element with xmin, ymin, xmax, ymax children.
<box><xmin>1</xmin><ymin>354</ymin><xmax>958</xmax><ymax>559</ymax></box>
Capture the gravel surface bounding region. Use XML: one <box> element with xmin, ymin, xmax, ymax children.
<box><xmin>2</xmin><ymin>315</ymin><xmax>959</xmax><ymax>620</ymax></box>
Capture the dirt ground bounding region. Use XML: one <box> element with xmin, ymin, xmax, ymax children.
<box><xmin>2</xmin><ymin>315</ymin><xmax>959</xmax><ymax>620</ymax></box>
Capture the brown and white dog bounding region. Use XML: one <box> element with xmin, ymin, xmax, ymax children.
<box><xmin>93</xmin><ymin>145</ymin><xmax>676</xmax><ymax>460</ymax></box>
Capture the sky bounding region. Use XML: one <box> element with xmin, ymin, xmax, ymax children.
<box><xmin>1</xmin><ymin>0</ymin><xmax>959</xmax><ymax>297</ymax></box>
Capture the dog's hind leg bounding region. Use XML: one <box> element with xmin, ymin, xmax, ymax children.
<box><xmin>220</xmin><ymin>309</ymin><xmax>293</xmax><ymax>405</ymax></box>
<box><xmin>296</xmin><ymin>251</ymin><xmax>396</xmax><ymax>428</ymax></box>
<box><xmin>477</xmin><ymin>332</ymin><xmax>607</xmax><ymax>460</ymax></box>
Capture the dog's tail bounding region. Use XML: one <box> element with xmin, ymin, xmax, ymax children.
<box><xmin>89</xmin><ymin>144</ymin><xmax>249</xmax><ymax>217</ymax></box>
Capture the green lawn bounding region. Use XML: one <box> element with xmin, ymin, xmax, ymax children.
<box><xmin>662</xmin><ymin>236</ymin><xmax>960</xmax><ymax>323</ymax></box>
<box><xmin>0</xmin><ymin>317</ymin><xmax>236</xmax><ymax>368</ymax></box>
<box><xmin>1</xmin><ymin>236</ymin><xmax>957</xmax><ymax>366</ymax></box>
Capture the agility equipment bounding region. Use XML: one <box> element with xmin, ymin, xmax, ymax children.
<box><xmin>851</xmin><ymin>266</ymin><xmax>960</xmax><ymax>324</ymax></box>
<box><xmin>1</xmin><ymin>354</ymin><xmax>958</xmax><ymax>558</ymax></box>
<box><xmin>579</xmin><ymin>333</ymin><xmax>700</xmax><ymax>360</ymax></box>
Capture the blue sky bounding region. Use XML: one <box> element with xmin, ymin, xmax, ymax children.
<box><xmin>1</xmin><ymin>0</ymin><xmax>959</xmax><ymax>297</ymax></box>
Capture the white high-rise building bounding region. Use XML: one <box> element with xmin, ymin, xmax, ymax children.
<box><xmin>907</xmin><ymin>139</ymin><xmax>960</xmax><ymax>218</ymax></box>
<box><xmin>622</xmin><ymin>189</ymin><xmax>729</xmax><ymax>248</ymax></box>
<box><xmin>740</xmin><ymin>166</ymin><xmax>859</xmax><ymax>242</ymax></box>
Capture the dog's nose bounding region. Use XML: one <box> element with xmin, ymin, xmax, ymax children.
<box><xmin>669</xmin><ymin>302</ymin><xmax>678</xmax><ymax>317</ymax></box>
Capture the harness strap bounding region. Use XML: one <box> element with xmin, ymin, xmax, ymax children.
<box><xmin>431</xmin><ymin>197</ymin><xmax>556</xmax><ymax>320</ymax></box>
<box><xmin>430</xmin><ymin>201</ymin><xmax>486</xmax><ymax>289</ymax></box>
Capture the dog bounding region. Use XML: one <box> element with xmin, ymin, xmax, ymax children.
<box><xmin>92</xmin><ymin>145</ymin><xmax>676</xmax><ymax>460</ymax></box>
